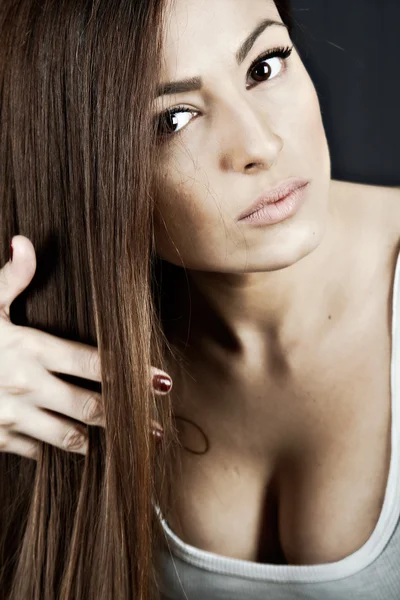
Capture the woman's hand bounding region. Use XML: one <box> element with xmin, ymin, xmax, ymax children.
<box><xmin>0</xmin><ymin>235</ymin><xmax>171</xmax><ymax>460</ymax></box>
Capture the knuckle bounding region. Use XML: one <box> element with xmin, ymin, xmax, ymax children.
<box><xmin>7</xmin><ymin>368</ymin><xmax>30</xmax><ymax>393</ymax></box>
<box><xmin>82</xmin><ymin>393</ymin><xmax>102</xmax><ymax>423</ymax></box>
<box><xmin>87</xmin><ymin>351</ymin><xmax>101</xmax><ymax>379</ymax></box>
<box><xmin>0</xmin><ymin>400</ymin><xmax>18</xmax><ymax>427</ymax></box>
<box><xmin>18</xmin><ymin>326</ymin><xmax>40</xmax><ymax>355</ymax></box>
<box><xmin>0</xmin><ymin>431</ymin><xmax>10</xmax><ymax>449</ymax></box>
<box><xmin>26</xmin><ymin>442</ymin><xmax>39</xmax><ymax>460</ymax></box>
<box><xmin>62</xmin><ymin>427</ymin><xmax>87</xmax><ymax>451</ymax></box>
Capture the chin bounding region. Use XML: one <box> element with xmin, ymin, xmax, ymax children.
<box><xmin>247</xmin><ymin>220</ymin><xmax>327</xmax><ymax>273</ymax></box>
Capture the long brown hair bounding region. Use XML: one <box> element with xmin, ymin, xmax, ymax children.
<box><xmin>0</xmin><ymin>1</ymin><xmax>293</xmax><ymax>598</ymax></box>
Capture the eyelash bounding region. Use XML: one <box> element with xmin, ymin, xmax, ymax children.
<box><xmin>156</xmin><ymin>44</ymin><xmax>294</xmax><ymax>140</ymax></box>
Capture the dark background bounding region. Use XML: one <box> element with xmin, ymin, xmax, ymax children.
<box><xmin>289</xmin><ymin>0</ymin><xmax>400</xmax><ymax>186</ymax></box>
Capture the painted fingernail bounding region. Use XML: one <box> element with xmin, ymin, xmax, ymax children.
<box><xmin>9</xmin><ymin>239</ymin><xmax>13</xmax><ymax>262</ymax></box>
<box><xmin>152</xmin><ymin>428</ymin><xmax>164</xmax><ymax>439</ymax></box>
<box><xmin>152</xmin><ymin>374</ymin><xmax>172</xmax><ymax>393</ymax></box>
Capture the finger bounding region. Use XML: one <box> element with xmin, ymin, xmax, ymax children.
<box><xmin>9</xmin><ymin>403</ymin><xmax>88</xmax><ymax>456</ymax></box>
<box><xmin>0</xmin><ymin>236</ymin><xmax>37</xmax><ymax>320</ymax></box>
<box><xmin>37</xmin><ymin>371</ymin><xmax>164</xmax><ymax>431</ymax></box>
<box><xmin>36</xmin><ymin>372</ymin><xmax>105</xmax><ymax>426</ymax></box>
<box><xmin>0</xmin><ymin>431</ymin><xmax>39</xmax><ymax>460</ymax></box>
<box><xmin>0</xmin><ymin>417</ymin><xmax>163</xmax><ymax>461</ymax></box>
<box><xmin>23</xmin><ymin>330</ymin><xmax>103</xmax><ymax>382</ymax></box>
<box><xmin>23</xmin><ymin>329</ymin><xmax>173</xmax><ymax>394</ymax></box>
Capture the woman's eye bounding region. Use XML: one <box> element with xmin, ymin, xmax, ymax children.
<box><xmin>247</xmin><ymin>45</ymin><xmax>293</xmax><ymax>88</ymax></box>
<box><xmin>156</xmin><ymin>106</ymin><xmax>198</xmax><ymax>138</ymax></box>
<box><xmin>156</xmin><ymin>45</ymin><xmax>293</xmax><ymax>138</ymax></box>
<box><xmin>249</xmin><ymin>56</ymin><xmax>282</xmax><ymax>85</ymax></box>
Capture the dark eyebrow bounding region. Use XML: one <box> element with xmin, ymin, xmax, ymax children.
<box><xmin>156</xmin><ymin>18</ymin><xmax>288</xmax><ymax>98</ymax></box>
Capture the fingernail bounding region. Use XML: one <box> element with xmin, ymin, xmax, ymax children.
<box><xmin>9</xmin><ymin>239</ymin><xmax>13</xmax><ymax>262</ymax></box>
<box><xmin>152</xmin><ymin>427</ymin><xmax>164</xmax><ymax>439</ymax></box>
<box><xmin>152</xmin><ymin>374</ymin><xmax>172</xmax><ymax>393</ymax></box>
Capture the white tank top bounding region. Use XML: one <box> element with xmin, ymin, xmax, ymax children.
<box><xmin>154</xmin><ymin>250</ymin><xmax>400</xmax><ymax>599</ymax></box>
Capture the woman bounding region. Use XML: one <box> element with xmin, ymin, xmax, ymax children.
<box><xmin>1</xmin><ymin>0</ymin><xmax>399</xmax><ymax>598</ymax></box>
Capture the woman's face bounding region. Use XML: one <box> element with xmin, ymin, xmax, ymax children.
<box><xmin>153</xmin><ymin>0</ymin><xmax>331</xmax><ymax>273</ymax></box>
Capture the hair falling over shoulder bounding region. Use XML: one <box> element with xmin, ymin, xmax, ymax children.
<box><xmin>0</xmin><ymin>1</ymin><xmax>292</xmax><ymax>598</ymax></box>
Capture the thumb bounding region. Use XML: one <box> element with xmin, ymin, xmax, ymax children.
<box><xmin>0</xmin><ymin>235</ymin><xmax>37</xmax><ymax>320</ymax></box>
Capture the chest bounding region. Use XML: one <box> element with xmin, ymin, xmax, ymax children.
<box><xmin>165</xmin><ymin>316</ymin><xmax>393</xmax><ymax>566</ymax></box>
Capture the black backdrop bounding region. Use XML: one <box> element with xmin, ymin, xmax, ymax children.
<box><xmin>289</xmin><ymin>0</ymin><xmax>400</xmax><ymax>186</ymax></box>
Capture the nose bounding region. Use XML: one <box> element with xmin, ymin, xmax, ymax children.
<box><xmin>218</xmin><ymin>95</ymin><xmax>283</xmax><ymax>174</ymax></box>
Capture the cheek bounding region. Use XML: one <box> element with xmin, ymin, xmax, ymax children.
<box><xmin>153</xmin><ymin>176</ymin><xmax>215</xmax><ymax>264</ymax></box>
<box><xmin>154</xmin><ymin>175</ymin><xmax>205</xmax><ymax>226</ymax></box>
<box><xmin>154</xmin><ymin>148</ymin><xmax>223</xmax><ymax>234</ymax></box>
<box><xmin>290</xmin><ymin>83</ymin><xmax>328</xmax><ymax>159</ymax></box>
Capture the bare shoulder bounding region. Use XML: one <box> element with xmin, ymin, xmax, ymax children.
<box><xmin>351</xmin><ymin>180</ymin><xmax>400</xmax><ymax>239</ymax></box>
<box><xmin>366</xmin><ymin>182</ymin><xmax>400</xmax><ymax>259</ymax></box>
<box><xmin>332</xmin><ymin>179</ymin><xmax>400</xmax><ymax>254</ymax></box>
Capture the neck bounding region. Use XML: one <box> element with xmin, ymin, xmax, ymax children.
<box><xmin>169</xmin><ymin>180</ymin><xmax>350</xmax><ymax>360</ymax></box>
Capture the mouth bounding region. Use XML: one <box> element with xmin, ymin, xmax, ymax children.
<box><xmin>237</xmin><ymin>177</ymin><xmax>310</xmax><ymax>221</ymax></box>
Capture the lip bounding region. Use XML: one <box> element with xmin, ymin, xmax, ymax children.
<box><xmin>237</xmin><ymin>177</ymin><xmax>310</xmax><ymax>222</ymax></box>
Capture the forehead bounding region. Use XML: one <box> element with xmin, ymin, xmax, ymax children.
<box><xmin>161</xmin><ymin>0</ymin><xmax>283</xmax><ymax>79</ymax></box>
